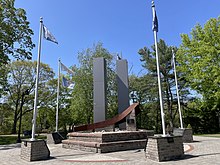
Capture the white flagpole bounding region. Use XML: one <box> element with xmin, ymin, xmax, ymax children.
<box><xmin>151</xmin><ymin>1</ymin><xmax>166</xmax><ymax>136</ymax></box>
<box><xmin>172</xmin><ymin>49</ymin><xmax>183</xmax><ymax>128</ymax></box>
<box><xmin>56</xmin><ymin>59</ymin><xmax>61</xmax><ymax>132</ymax></box>
<box><xmin>31</xmin><ymin>17</ymin><xmax>43</xmax><ymax>141</ymax></box>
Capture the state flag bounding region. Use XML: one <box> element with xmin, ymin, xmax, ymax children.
<box><xmin>43</xmin><ymin>25</ymin><xmax>58</xmax><ymax>44</ymax></box>
<box><xmin>152</xmin><ymin>11</ymin><xmax>158</xmax><ymax>32</ymax></box>
<box><xmin>60</xmin><ymin>62</ymin><xmax>74</xmax><ymax>75</ymax></box>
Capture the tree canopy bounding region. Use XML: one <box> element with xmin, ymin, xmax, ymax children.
<box><xmin>176</xmin><ymin>17</ymin><xmax>220</xmax><ymax>133</ymax></box>
<box><xmin>177</xmin><ymin>17</ymin><xmax>220</xmax><ymax>108</ymax></box>
<box><xmin>0</xmin><ymin>0</ymin><xmax>35</xmax><ymax>64</ymax></box>
<box><xmin>4</xmin><ymin>60</ymin><xmax>55</xmax><ymax>133</ymax></box>
<box><xmin>138</xmin><ymin>39</ymin><xmax>190</xmax><ymax>131</ymax></box>
<box><xmin>70</xmin><ymin>43</ymin><xmax>117</xmax><ymax>125</ymax></box>
<box><xmin>0</xmin><ymin>0</ymin><xmax>35</xmax><ymax>96</ymax></box>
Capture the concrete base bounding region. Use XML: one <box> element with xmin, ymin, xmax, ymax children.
<box><xmin>119</xmin><ymin>109</ymin><xmax>137</xmax><ymax>131</ymax></box>
<box><xmin>21</xmin><ymin>139</ymin><xmax>50</xmax><ymax>161</ymax></box>
<box><xmin>47</xmin><ymin>132</ymin><xmax>65</xmax><ymax>144</ymax></box>
<box><xmin>173</xmin><ymin>128</ymin><xmax>193</xmax><ymax>142</ymax></box>
<box><xmin>145</xmin><ymin>136</ymin><xmax>184</xmax><ymax>162</ymax></box>
<box><xmin>126</xmin><ymin>109</ymin><xmax>137</xmax><ymax>131</ymax></box>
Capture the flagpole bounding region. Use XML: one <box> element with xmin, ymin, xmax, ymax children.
<box><xmin>151</xmin><ymin>1</ymin><xmax>166</xmax><ymax>136</ymax></box>
<box><xmin>172</xmin><ymin>49</ymin><xmax>183</xmax><ymax>128</ymax></box>
<box><xmin>31</xmin><ymin>17</ymin><xmax>43</xmax><ymax>141</ymax></box>
<box><xmin>56</xmin><ymin>59</ymin><xmax>61</xmax><ymax>132</ymax></box>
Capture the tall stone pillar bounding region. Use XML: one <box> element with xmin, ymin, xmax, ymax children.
<box><xmin>93</xmin><ymin>57</ymin><xmax>107</xmax><ymax>123</ymax></box>
<box><xmin>116</xmin><ymin>59</ymin><xmax>130</xmax><ymax>130</ymax></box>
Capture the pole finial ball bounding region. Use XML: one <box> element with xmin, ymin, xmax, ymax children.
<box><xmin>152</xmin><ymin>0</ymin><xmax>155</xmax><ymax>7</ymax></box>
<box><xmin>40</xmin><ymin>17</ymin><xmax>43</xmax><ymax>23</ymax></box>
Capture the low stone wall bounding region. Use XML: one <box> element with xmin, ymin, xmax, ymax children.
<box><xmin>21</xmin><ymin>139</ymin><xmax>50</xmax><ymax>161</ymax></box>
<box><xmin>145</xmin><ymin>136</ymin><xmax>184</xmax><ymax>162</ymax></box>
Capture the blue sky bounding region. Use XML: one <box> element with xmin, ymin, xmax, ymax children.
<box><xmin>15</xmin><ymin>0</ymin><xmax>220</xmax><ymax>76</ymax></box>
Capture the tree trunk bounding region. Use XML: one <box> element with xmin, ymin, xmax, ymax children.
<box><xmin>12</xmin><ymin>110</ymin><xmax>18</xmax><ymax>134</ymax></box>
<box><xmin>11</xmin><ymin>99</ymin><xmax>20</xmax><ymax>134</ymax></box>
<box><xmin>156</xmin><ymin>102</ymin><xmax>159</xmax><ymax>133</ymax></box>
<box><xmin>165</xmin><ymin>78</ymin><xmax>174</xmax><ymax>130</ymax></box>
<box><xmin>218</xmin><ymin>112</ymin><xmax>220</xmax><ymax>131</ymax></box>
<box><xmin>11</xmin><ymin>96</ymin><xmax>19</xmax><ymax>134</ymax></box>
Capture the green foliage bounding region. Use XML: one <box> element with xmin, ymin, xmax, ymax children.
<box><xmin>0</xmin><ymin>0</ymin><xmax>35</xmax><ymax>64</ymax></box>
<box><xmin>138</xmin><ymin>39</ymin><xmax>187</xmax><ymax>132</ymax></box>
<box><xmin>177</xmin><ymin>17</ymin><xmax>220</xmax><ymax>133</ymax></box>
<box><xmin>184</xmin><ymin>99</ymin><xmax>219</xmax><ymax>134</ymax></box>
<box><xmin>0</xmin><ymin>0</ymin><xmax>35</xmax><ymax>97</ymax></box>
<box><xmin>196</xmin><ymin>134</ymin><xmax>220</xmax><ymax>138</ymax></box>
<box><xmin>70</xmin><ymin>43</ymin><xmax>117</xmax><ymax>125</ymax></box>
<box><xmin>2</xmin><ymin>60</ymin><xmax>55</xmax><ymax>134</ymax></box>
<box><xmin>177</xmin><ymin>17</ymin><xmax>220</xmax><ymax>104</ymax></box>
<box><xmin>187</xmin><ymin>124</ymin><xmax>192</xmax><ymax>129</ymax></box>
<box><xmin>0</xmin><ymin>135</ymin><xmax>46</xmax><ymax>145</ymax></box>
<box><xmin>129</xmin><ymin>74</ymin><xmax>159</xmax><ymax>131</ymax></box>
<box><xmin>0</xmin><ymin>103</ymin><xmax>13</xmax><ymax>134</ymax></box>
<box><xmin>0</xmin><ymin>136</ymin><xmax>19</xmax><ymax>145</ymax></box>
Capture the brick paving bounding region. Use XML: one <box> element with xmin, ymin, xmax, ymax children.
<box><xmin>0</xmin><ymin>136</ymin><xmax>220</xmax><ymax>165</ymax></box>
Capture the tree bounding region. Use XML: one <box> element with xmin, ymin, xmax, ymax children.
<box><xmin>129</xmin><ymin>74</ymin><xmax>159</xmax><ymax>131</ymax></box>
<box><xmin>70</xmin><ymin>43</ymin><xmax>117</xmax><ymax>125</ymax></box>
<box><xmin>177</xmin><ymin>17</ymin><xmax>220</xmax><ymax>132</ymax></box>
<box><xmin>0</xmin><ymin>0</ymin><xmax>35</xmax><ymax>95</ymax></box>
<box><xmin>0</xmin><ymin>65</ymin><xmax>8</xmax><ymax>97</ymax></box>
<box><xmin>0</xmin><ymin>103</ymin><xmax>13</xmax><ymax>134</ymax></box>
<box><xmin>0</xmin><ymin>0</ymin><xmax>35</xmax><ymax>63</ymax></box>
<box><xmin>138</xmin><ymin>39</ymin><xmax>188</xmax><ymax>131</ymax></box>
<box><xmin>4</xmin><ymin>60</ymin><xmax>55</xmax><ymax>134</ymax></box>
<box><xmin>177</xmin><ymin>17</ymin><xmax>220</xmax><ymax>105</ymax></box>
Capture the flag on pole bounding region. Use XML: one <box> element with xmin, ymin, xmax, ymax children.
<box><xmin>43</xmin><ymin>25</ymin><xmax>58</xmax><ymax>44</ymax></box>
<box><xmin>152</xmin><ymin>10</ymin><xmax>158</xmax><ymax>32</ymax></box>
<box><xmin>171</xmin><ymin>48</ymin><xmax>176</xmax><ymax>67</ymax></box>
<box><xmin>62</xmin><ymin>76</ymin><xmax>70</xmax><ymax>87</ymax></box>
<box><xmin>62</xmin><ymin>76</ymin><xmax>74</xmax><ymax>88</ymax></box>
<box><xmin>171</xmin><ymin>54</ymin><xmax>174</xmax><ymax>67</ymax></box>
<box><xmin>151</xmin><ymin>1</ymin><xmax>166</xmax><ymax>136</ymax></box>
<box><xmin>60</xmin><ymin>62</ymin><xmax>74</xmax><ymax>75</ymax></box>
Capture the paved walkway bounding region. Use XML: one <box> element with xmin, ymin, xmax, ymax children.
<box><xmin>0</xmin><ymin>136</ymin><xmax>220</xmax><ymax>165</ymax></box>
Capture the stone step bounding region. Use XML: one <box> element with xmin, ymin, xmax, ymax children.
<box><xmin>100</xmin><ymin>139</ymin><xmax>147</xmax><ymax>153</ymax></box>
<box><xmin>62</xmin><ymin>139</ymin><xmax>100</xmax><ymax>147</ymax></box>
<box><xmin>67</xmin><ymin>130</ymin><xmax>153</xmax><ymax>143</ymax></box>
<box><xmin>62</xmin><ymin>139</ymin><xmax>147</xmax><ymax>153</ymax></box>
<box><xmin>62</xmin><ymin>139</ymin><xmax>100</xmax><ymax>153</ymax></box>
<box><xmin>67</xmin><ymin>132</ymin><xmax>102</xmax><ymax>142</ymax></box>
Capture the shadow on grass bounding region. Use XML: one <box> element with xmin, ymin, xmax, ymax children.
<box><xmin>0</xmin><ymin>136</ymin><xmax>20</xmax><ymax>145</ymax></box>
<box><xmin>0</xmin><ymin>135</ymin><xmax>46</xmax><ymax>145</ymax></box>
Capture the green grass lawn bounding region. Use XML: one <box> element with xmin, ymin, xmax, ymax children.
<box><xmin>0</xmin><ymin>135</ymin><xmax>47</xmax><ymax>145</ymax></box>
<box><xmin>195</xmin><ymin>134</ymin><xmax>220</xmax><ymax>138</ymax></box>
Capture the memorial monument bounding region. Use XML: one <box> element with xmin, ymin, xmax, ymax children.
<box><xmin>62</xmin><ymin>57</ymin><xmax>154</xmax><ymax>152</ymax></box>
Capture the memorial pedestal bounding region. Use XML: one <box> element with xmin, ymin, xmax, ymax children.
<box><xmin>21</xmin><ymin>139</ymin><xmax>50</xmax><ymax>161</ymax></box>
<box><xmin>47</xmin><ymin>132</ymin><xmax>65</xmax><ymax>144</ymax></box>
<box><xmin>173</xmin><ymin>128</ymin><xmax>193</xmax><ymax>142</ymax></box>
<box><xmin>145</xmin><ymin>136</ymin><xmax>184</xmax><ymax>162</ymax></box>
